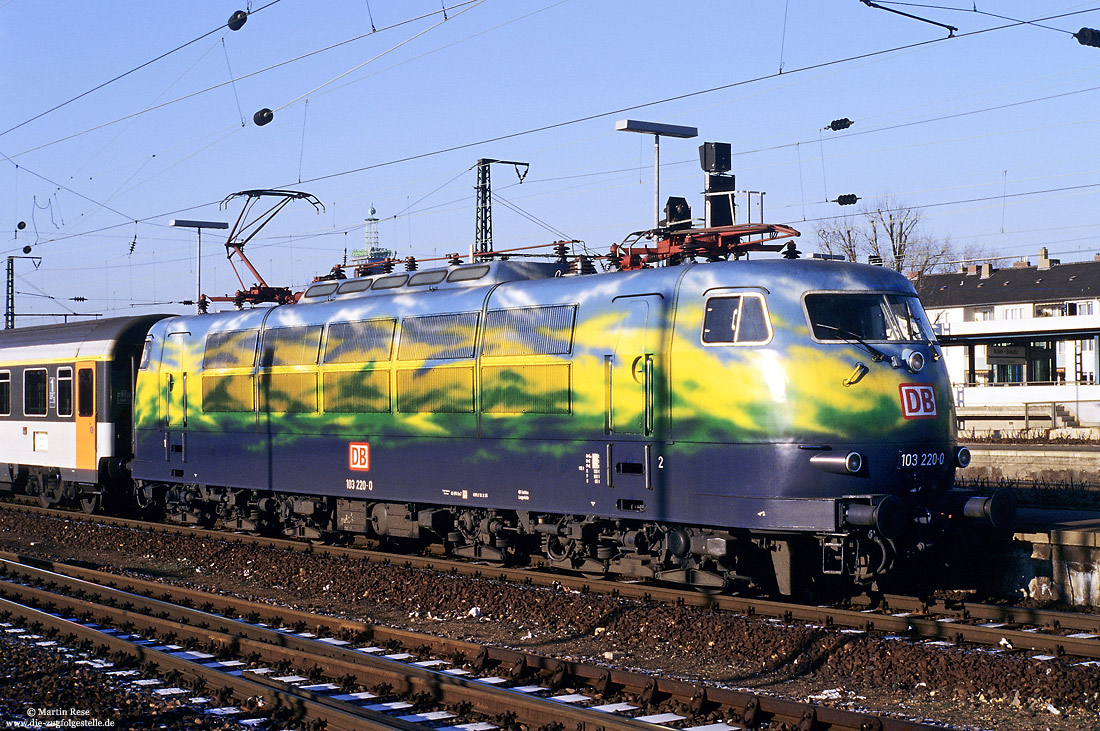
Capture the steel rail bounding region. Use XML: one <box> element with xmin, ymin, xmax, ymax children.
<box><xmin>0</xmin><ymin>571</ymin><xmax>657</xmax><ymax>731</ymax></box>
<box><xmin>0</xmin><ymin>595</ymin><xmax>401</xmax><ymax>731</ymax></box>
<box><xmin>0</xmin><ymin>553</ymin><xmax>945</xmax><ymax>731</ymax></box>
<box><xmin>5</xmin><ymin>501</ymin><xmax>1097</xmax><ymax>660</ymax></box>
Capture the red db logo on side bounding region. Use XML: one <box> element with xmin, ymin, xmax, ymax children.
<box><xmin>349</xmin><ymin>442</ymin><xmax>370</xmax><ymax>471</ymax></box>
<box><xmin>899</xmin><ymin>384</ymin><xmax>937</xmax><ymax>419</ymax></box>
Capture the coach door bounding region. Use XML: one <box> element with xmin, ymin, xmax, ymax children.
<box><xmin>608</xmin><ymin>294</ymin><xmax>662</xmax><ymax>436</ymax></box>
<box><xmin>75</xmin><ymin>362</ymin><xmax>97</xmax><ymax>472</ymax></box>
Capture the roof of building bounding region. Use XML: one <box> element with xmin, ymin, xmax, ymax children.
<box><xmin>916</xmin><ymin>254</ymin><xmax>1100</xmax><ymax>310</ymax></box>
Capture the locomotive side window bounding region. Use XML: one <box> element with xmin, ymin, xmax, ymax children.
<box><xmin>203</xmin><ymin>330</ymin><xmax>258</xmax><ymax>413</ymax></box>
<box><xmin>702</xmin><ymin>294</ymin><xmax>771</xmax><ymax>345</ymax></box>
<box><xmin>398</xmin><ymin>313</ymin><xmax>479</xmax><ymax>360</ymax></box>
<box><xmin>408</xmin><ymin>270</ymin><xmax>448</xmax><ymax>287</ymax></box>
<box><xmin>0</xmin><ymin>372</ymin><xmax>9</xmax><ymax>416</ymax></box>
<box><xmin>57</xmin><ymin>367</ymin><xmax>73</xmax><ymax>418</ymax></box>
<box><xmin>336</xmin><ymin>278</ymin><xmax>372</xmax><ymax>294</ymax></box>
<box><xmin>303</xmin><ymin>282</ymin><xmax>338</xmax><ymax>299</ymax></box>
<box><xmin>447</xmin><ymin>265</ymin><xmax>490</xmax><ymax>282</ymax></box>
<box><xmin>372</xmin><ymin>274</ymin><xmax>408</xmax><ymax>290</ymax></box>
<box><xmin>260</xmin><ymin>325</ymin><xmax>323</xmax><ymax>367</ymax></box>
<box><xmin>323</xmin><ymin>370</ymin><xmax>391</xmax><ymax>413</ymax></box>
<box><xmin>806</xmin><ymin>293</ymin><xmax>936</xmax><ymax>343</ymax></box>
<box><xmin>24</xmin><ymin>369</ymin><xmax>47</xmax><ymax>416</ymax></box>
<box><xmin>203</xmin><ymin>329</ymin><xmax>259</xmax><ymax>369</ymax></box>
<box><xmin>324</xmin><ymin>319</ymin><xmax>396</xmax><ymax>364</ymax></box>
<box><xmin>482</xmin><ymin>305</ymin><xmax>576</xmax><ymax>357</ymax></box>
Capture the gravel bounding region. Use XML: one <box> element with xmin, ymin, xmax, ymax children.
<box><xmin>2</xmin><ymin>509</ymin><xmax>1100</xmax><ymax>730</ymax></box>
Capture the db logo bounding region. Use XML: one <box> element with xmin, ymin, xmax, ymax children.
<box><xmin>899</xmin><ymin>384</ymin><xmax>937</xmax><ymax>419</ymax></box>
<box><xmin>349</xmin><ymin>442</ymin><xmax>370</xmax><ymax>471</ymax></box>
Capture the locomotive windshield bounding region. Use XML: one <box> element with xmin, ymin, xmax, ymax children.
<box><xmin>805</xmin><ymin>293</ymin><xmax>936</xmax><ymax>343</ymax></box>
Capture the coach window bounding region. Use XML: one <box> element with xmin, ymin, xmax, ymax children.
<box><xmin>77</xmin><ymin>368</ymin><xmax>94</xmax><ymax>417</ymax></box>
<box><xmin>702</xmin><ymin>294</ymin><xmax>771</xmax><ymax>345</ymax></box>
<box><xmin>0</xmin><ymin>372</ymin><xmax>9</xmax><ymax>416</ymax></box>
<box><xmin>57</xmin><ymin>367</ymin><xmax>73</xmax><ymax>417</ymax></box>
<box><xmin>24</xmin><ymin>369</ymin><xmax>47</xmax><ymax>416</ymax></box>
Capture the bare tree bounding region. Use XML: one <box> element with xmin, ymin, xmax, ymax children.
<box><xmin>815</xmin><ymin>195</ymin><xmax>954</xmax><ymax>283</ymax></box>
<box><xmin>816</xmin><ymin>213</ymin><xmax>862</xmax><ymax>262</ymax></box>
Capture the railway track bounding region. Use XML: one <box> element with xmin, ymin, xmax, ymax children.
<box><xmin>0</xmin><ymin>552</ymin><xmax>942</xmax><ymax>731</ymax></box>
<box><xmin>3</xmin><ymin>500</ymin><xmax>1097</xmax><ymax>665</ymax></box>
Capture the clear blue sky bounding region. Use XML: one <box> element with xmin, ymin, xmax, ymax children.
<box><xmin>2</xmin><ymin>0</ymin><xmax>1099</xmax><ymax>320</ymax></box>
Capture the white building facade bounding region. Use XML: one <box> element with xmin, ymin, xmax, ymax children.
<box><xmin>916</xmin><ymin>249</ymin><xmax>1100</xmax><ymax>430</ymax></box>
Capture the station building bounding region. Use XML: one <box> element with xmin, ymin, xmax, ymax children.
<box><xmin>914</xmin><ymin>248</ymin><xmax>1100</xmax><ymax>433</ymax></box>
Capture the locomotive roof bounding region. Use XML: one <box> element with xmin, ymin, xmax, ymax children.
<box><xmin>299</xmin><ymin>260</ymin><xmax>566</xmax><ymax>303</ymax></box>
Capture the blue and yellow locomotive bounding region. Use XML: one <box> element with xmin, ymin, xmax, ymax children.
<box><xmin>0</xmin><ymin>222</ymin><xmax>1009</xmax><ymax>594</ymax></box>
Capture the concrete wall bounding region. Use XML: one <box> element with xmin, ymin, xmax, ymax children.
<box><xmin>1006</xmin><ymin>531</ymin><xmax>1100</xmax><ymax>607</ymax></box>
<box><xmin>961</xmin><ymin>445</ymin><xmax>1100</xmax><ymax>484</ymax></box>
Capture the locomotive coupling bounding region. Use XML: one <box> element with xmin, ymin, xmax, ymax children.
<box><xmin>841</xmin><ymin>494</ymin><xmax>906</xmax><ymax>540</ymax></box>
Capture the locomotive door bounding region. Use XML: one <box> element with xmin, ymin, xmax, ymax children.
<box><xmin>164</xmin><ymin>333</ymin><xmax>189</xmax><ymax>429</ymax></box>
<box><xmin>163</xmin><ymin>332</ymin><xmax>189</xmax><ymax>464</ymax></box>
<box><xmin>608</xmin><ymin>294</ymin><xmax>661</xmax><ymax>436</ymax></box>
<box><xmin>74</xmin><ymin>362</ymin><xmax>97</xmax><ymax>473</ymax></box>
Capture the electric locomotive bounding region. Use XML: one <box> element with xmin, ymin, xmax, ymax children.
<box><xmin>116</xmin><ymin>222</ymin><xmax>1007</xmax><ymax>595</ymax></box>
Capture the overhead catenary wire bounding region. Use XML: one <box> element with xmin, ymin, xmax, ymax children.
<box><xmin>0</xmin><ymin>0</ymin><xmax>284</xmax><ymax>140</ymax></box>
<box><xmin>491</xmin><ymin>192</ymin><xmax>574</xmax><ymax>242</ymax></box>
<box><xmin>221</xmin><ymin>38</ymin><xmax>247</xmax><ymax>127</ymax></box>
<box><xmin>285</xmin><ymin>7</ymin><xmax>1100</xmax><ymax>190</ymax></box>
<box><xmin>11</xmin><ymin>5</ymin><xmax>1100</xmax><ymax>259</ymax></box>
<box><xmin>874</xmin><ymin>1</ymin><xmax>1079</xmax><ymax>35</ymax></box>
<box><xmin>6</xmin><ymin>0</ymin><xmax>485</xmax><ymax>160</ymax></box>
<box><xmin>265</xmin><ymin>0</ymin><xmax>489</xmax><ymax>117</ymax></box>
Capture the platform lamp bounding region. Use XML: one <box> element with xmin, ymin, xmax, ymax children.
<box><xmin>615</xmin><ymin>119</ymin><xmax>698</xmax><ymax>228</ymax></box>
<box><xmin>169</xmin><ymin>219</ymin><xmax>229</xmax><ymax>313</ymax></box>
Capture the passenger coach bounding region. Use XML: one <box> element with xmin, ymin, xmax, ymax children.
<box><xmin>0</xmin><ymin>315</ymin><xmax>167</xmax><ymax>512</ymax></box>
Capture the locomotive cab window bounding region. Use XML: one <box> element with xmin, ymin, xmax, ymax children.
<box><xmin>805</xmin><ymin>293</ymin><xmax>936</xmax><ymax>343</ymax></box>
<box><xmin>0</xmin><ymin>371</ymin><xmax>9</xmax><ymax>416</ymax></box>
<box><xmin>57</xmin><ymin>367</ymin><xmax>73</xmax><ymax>418</ymax></box>
<box><xmin>702</xmin><ymin>294</ymin><xmax>771</xmax><ymax>344</ymax></box>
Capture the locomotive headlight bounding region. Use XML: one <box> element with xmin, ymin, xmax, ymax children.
<box><xmin>955</xmin><ymin>446</ymin><xmax>971</xmax><ymax>468</ymax></box>
<box><xmin>844</xmin><ymin>451</ymin><xmax>863</xmax><ymax>474</ymax></box>
<box><xmin>902</xmin><ymin>348</ymin><xmax>925</xmax><ymax>373</ymax></box>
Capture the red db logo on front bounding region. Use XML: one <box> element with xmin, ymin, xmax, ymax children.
<box><xmin>349</xmin><ymin>442</ymin><xmax>370</xmax><ymax>471</ymax></box>
<box><xmin>899</xmin><ymin>384</ymin><xmax>937</xmax><ymax>419</ymax></box>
